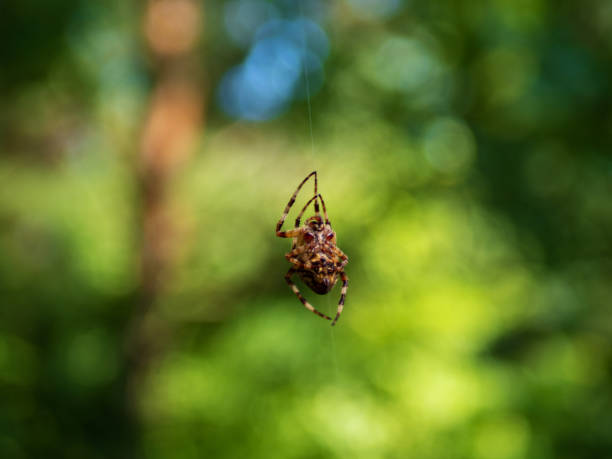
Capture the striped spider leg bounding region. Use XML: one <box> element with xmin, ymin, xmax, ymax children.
<box><xmin>276</xmin><ymin>171</ymin><xmax>349</xmax><ymax>326</ymax></box>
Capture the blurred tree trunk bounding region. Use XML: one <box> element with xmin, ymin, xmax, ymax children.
<box><xmin>127</xmin><ymin>0</ymin><xmax>205</xmax><ymax>414</ymax></box>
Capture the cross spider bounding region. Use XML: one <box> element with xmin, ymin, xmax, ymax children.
<box><xmin>276</xmin><ymin>171</ymin><xmax>348</xmax><ymax>326</ymax></box>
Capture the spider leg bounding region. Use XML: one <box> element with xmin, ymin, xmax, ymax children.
<box><xmin>276</xmin><ymin>228</ymin><xmax>302</xmax><ymax>238</ymax></box>
<box><xmin>276</xmin><ymin>171</ymin><xmax>318</xmax><ymax>234</ymax></box>
<box><xmin>332</xmin><ymin>246</ymin><xmax>349</xmax><ymax>267</ymax></box>
<box><xmin>317</xmin><ymin>193</ymin><xmax>331</xmax><ymax>226</ymax></box>
<box><xmin>295</xmin><ymin>193</ymin><xmax>320</xmax><ymax>227</ymax></box>
<box><xmin>284</xmin><ymin>246</ymin><xmax>311</xmax><ymax>269</ymax></box>
<box><xmin>285</xmin><ymin>268</ymin><xmax>332</xmax><ymax>321</ymax></box>
<box><xmin>331</xmin><ymin>271</ymin><xmax>348</xmax><ymax>326</ymax></box>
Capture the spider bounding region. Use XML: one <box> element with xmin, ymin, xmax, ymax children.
<box><xmin>276</xmin><ymin>171</ymin><xmax>348</xmax><ymax>326</ymax></box>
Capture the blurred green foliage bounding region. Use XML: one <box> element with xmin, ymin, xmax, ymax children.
<box><xmin>1</xmin><ymin>0</ymin><xmax>612</xmax><ymax>458</ymax></box>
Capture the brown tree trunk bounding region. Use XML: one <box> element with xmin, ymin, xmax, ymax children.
<box><xmin>127</xmin><ymin>0</ymin><xmax>205</xmax><ymax>415</ymax></box>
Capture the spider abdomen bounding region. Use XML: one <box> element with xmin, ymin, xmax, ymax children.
<box><xmin>298</xmin><ymin>268</ymin><xmax>338</xmax><ymax>295</ymax></box>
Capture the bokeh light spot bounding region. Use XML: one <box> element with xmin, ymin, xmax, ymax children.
<box><xmin>217</xmin><ymin>18</ymin><xmax>328</xmax><ymax>121</ymax></box>
<box><xmin>218</xmin><ymin>38</ymin><xmax>302</xmax><ymax>121</ymax></box>
<box><xmin>359</xmin><ymin>33</ymin><xmax>447</xmax><ymax>107</ymax></box>
<box><xmin>423</xmin><ymin>117</ymin><xmax>476</xmax><ymax>176</ymax></box>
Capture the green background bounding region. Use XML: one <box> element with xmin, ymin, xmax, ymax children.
<box><xmin>1</xmin><ymin>0</ymin><xmax>612</xmax><ymax>458</ymax></box>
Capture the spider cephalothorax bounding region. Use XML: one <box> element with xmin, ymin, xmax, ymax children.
<box><xmin>276</xmin><ymin>172</ymin><xmax>348</xmax><ymax>326</ymax></box>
